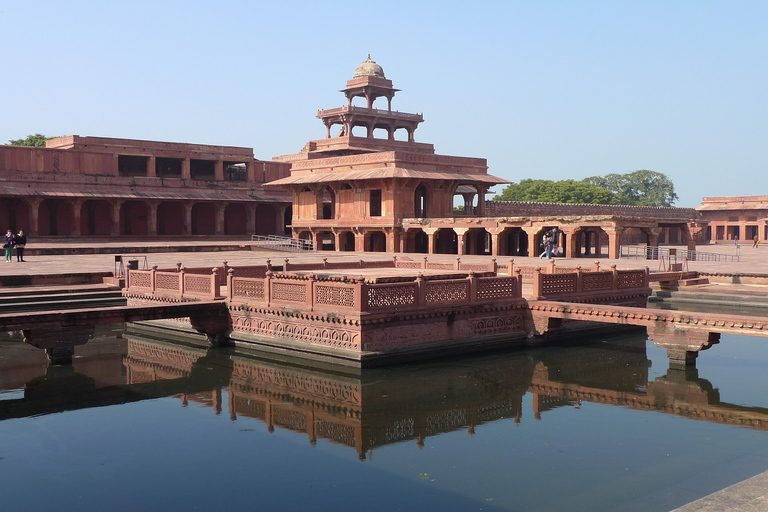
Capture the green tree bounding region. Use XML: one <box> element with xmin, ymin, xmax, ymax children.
<box><xmin>585</xmin><ymin>170</ymin><xmax>678</xmax><ymax>207</ymax></box>
<box><xmin>8</xmin><ymin>134</ymin><xmax>52</xmax><ymax>147</ymax></box>
<box><xmin>493</xmin><ymin>178</ymin><xmax>616</xmax><ymax>204</ymax></box>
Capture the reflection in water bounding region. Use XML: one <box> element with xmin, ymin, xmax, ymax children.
<box><xmin>2</xmin><ymin>325</ymin><xmax>768</xmax><ymax>510</ymax></box>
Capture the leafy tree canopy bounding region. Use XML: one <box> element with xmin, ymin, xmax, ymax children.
<box><xmin>494</xmin><ymin>170</ymin><xmax>678</xmax><ymax>207</ymax></box>
<box><xmin>584</xmin><ymin>170</ymin><xmax>678</xmax><ymax>207</ymax></box>
<box><xmin>8</xmin><ymin>134</ymin><xmax>53</xmax><ymax>147</ymax></box>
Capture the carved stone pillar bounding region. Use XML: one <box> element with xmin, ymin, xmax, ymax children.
<box><xmin>214</xmin><ymin>203</ymin><xmax>225</xmax><ymax>236</ymax></box>
<box><xmin>71</xmin><ymin>199</ymin><xmax>83</xmax><ymax>237</ymax></box>
<box><xmin>604</xmin><ymin>227</ymin><xmax>623</xmax><ymax>260</ymax></box>
<box><xmin>111</xmin><ymin>201</ymin><xmax>122</xmax><ymax>236</ymax></box>
<box><xmin>147</xmin><ymin>202</ymin><xmax>159</xmax><ymax>236</ymax></box>
<box><xmin>522</xmin><ymin>226</ymin><xmax>540</xmax><ymax>257</ymax></box>
<box><xmin>455</xmin><ymin>227</ymin><xmax>469</xmax><ymax>255</ymax></box>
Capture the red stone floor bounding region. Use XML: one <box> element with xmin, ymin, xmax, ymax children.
<box><xmin>0</xmin><ymin>240</ymin><xmax>761</xmax><ymax>279</ymax></box>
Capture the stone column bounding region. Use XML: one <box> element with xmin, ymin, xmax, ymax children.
<box><xmin>245</xmin><ymin>205</ymin><xmax>255</xmax><ymax>236</ymax></box>
<box><xmin>215</xmin><ymin>160</ymin><xmax>224</xmax><ymax>181</ymax></box>
<box><xmin>71</xmin><ymin>199</ymin><xmax>83</xmax><ymax>237</ymax></box>
<box><xmin>215</xmin><ymin>203</ymin><xmax>225</xmax><ymax>235</ymax></box>
<box><xmin>423</xmin><ymin>227</ymin><xmax>438</xmax><ymax>254</ymax></box>
<box><xmin>111</xmin><ymin>201</ymin><xmax>122</xmax><ymax>236</ymax></box>
<box><xmin>560</xmin><ymin>227</ymin><xmax>579</xmax><ymax>258</ymax></box>
<box><xmin>147</xmin><ymin>156</ymin><xmax>156</xmax><ymax>178</ymax></box>
<box><xmin>147</xmin><ymin>202</ymin><xmax>159</xmax><ymax>236</ymax></box>
<box><xmin>29</xmin><ymin>198</ymin><xmax>43</xmax><ymax>237</ymax></box>
<box><xmin>182</xmin><ymin>158</ymin><xmax>191</xmax><ymax>180</ymax></box>
<box><xmin>522</xmin><ymin>226</ymin><xmax>540</xmax><ymax>258</ymax></box>
<box><xmin>455</xmin><ymin>227</ymin><xmax>469</xmax><ymax>255</ymax></box>
<box><xmin>604</xmin><ymin>227</ymin><xmax>622</xmax><ymax>260</ymax></box>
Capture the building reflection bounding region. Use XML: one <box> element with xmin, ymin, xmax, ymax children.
<box><xmin>1</xmin><ymin>326</ymin><xmax>768</xmax><ymax>459</ymax></box>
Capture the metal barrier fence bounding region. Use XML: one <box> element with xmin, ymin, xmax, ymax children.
<box><xmin>251</xmin><ymin>235</ymin><xmax>314</xmax><ymax>252</ymax></box>
<box><xmin>620</xmin><ymin>245</ymin><xmax>739</xmax><ymax>262</ymax></box>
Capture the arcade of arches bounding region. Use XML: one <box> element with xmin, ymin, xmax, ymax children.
<box><xmin>296</xmin><ymin>218</ymin><xmax>701</xmax><ymax>259</ymax></box>
<box><xmin>0</xmin><ymin>198</ymin><xmax>287</xmax><ymax>237</ymax></box>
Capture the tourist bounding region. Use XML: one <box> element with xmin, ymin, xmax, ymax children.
<box><xmin>3</xmin><ymin>230</ymin><xmax>13</xmax><ymax>262</ymax></box>
<box><xmin>546</xmin><ymin>228</ymin><xmax>558</xmax><ymax>260</ymax></box>
<box><xmin>753</xmin><ymin>235</ymin><xmax>759</xmax><ymax>248</ymax></box>
<box><xmin>539</xmin><ymin>234</ymin><xmax>550</xmax><ymax>259</ymax></box>
<box><xmin>15</xmin><ymin>230</ymin><xmax>26</xmax><ymax>262</ymax></box>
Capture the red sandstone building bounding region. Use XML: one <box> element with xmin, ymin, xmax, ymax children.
<box><xmin>0</xmin><ymin>136</ymin><xmax>291</xmax><ymax>237</ymax></box>
<box><xmin>696</xmin><ymin>196</ymin><xmax>768</xmax><ymax>243</ymax></box>
<box><xmin>269</xmin><ymin>56</ymin><xmax>704</xmax><ymax>259</ymax></box>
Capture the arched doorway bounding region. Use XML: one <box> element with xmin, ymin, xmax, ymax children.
<box><xmin>225</xmin><ymin>203</ymin><xmax>247</xmax><ymax>235</ymax></box>
<box><xmin>80</xmin><ymin>200</ymin><xmax>112</xmax><ymax>235</ymax></box>
<box><xmin>340</xmin><ymin>231</ymin><xmax>355</xmax><ymax>251</ymax></box>
<box><xmin>435</xmin><ymin>228</ymin><xmax>458</xmax><ymax>254</ymax></box>
<box><xmin>192</xmin><ymin>203</ymin><xmax>216</xmax><ymax>235</ymax></box>
<box><xmin>498</xmin><ymin>227</ymin><xmax>528</xmax><ymax>256</ymax></box>
<box><xmin>414</xmin><ymin>184</ymin><xmax>428</xmax><ymax>218</ymax></box>
<box><xmin>255</xmin><ymin>204</ymin><xmax>278</xmax><ymax>236</ymax></box>
<box><xmin>120</xmin><ymin>201</ymin><xmax>149</xmax><ymax>236</ymax></box>
<box><xmin>157</xmin><ymin>202</ymin><xmax>185</xmax><ymax>235</ymax></box>
<box><xmin>367</xmin><ymin>231</ymin><xmax>386</xmax><ymax>252</ymax></box>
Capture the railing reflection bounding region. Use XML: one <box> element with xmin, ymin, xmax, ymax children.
<box><xmin>2</xmin><ymin>328</ymin><xmax>768</xmax><ymax>461</ymax></box>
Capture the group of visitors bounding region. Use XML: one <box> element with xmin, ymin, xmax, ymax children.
<box><xmin>3</xmin><ymin>229</ymin><xmax>27</xmax><ymax>262</ymax></box>
<box><xmin>538</xmin><ymin>228</ymin><xmax>561</xmax><ymax>260</ymax></box>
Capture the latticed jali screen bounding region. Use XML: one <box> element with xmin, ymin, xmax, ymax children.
<box><xmin>366</xmin><ymin>284</ymin><xmax>417</xmax><ymax>309</ymax></box>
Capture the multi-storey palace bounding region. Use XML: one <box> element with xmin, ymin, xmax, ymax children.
<box><xmin>0</xmin><ymin>56</ymin><xmax>748</xmax><ymax>253</ymax></box>
<box><xmin>269</xmin><ymin>56</ymin><xmax>704</xmax><ymax>258</ymax></box>
<box><xmin>0</xmin><ymin>136</ymin><xmax>291</xmax><ymax>237</ymax></box>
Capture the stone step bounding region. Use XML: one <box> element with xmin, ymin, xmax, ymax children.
<box><xmin>0</xmin><ymin>295</ymin><xmax>127</xmax><ymax>314</ymax></box>
<box><xmin>679</xmin><ymin>278</ymin><xmax>710</xmax><ymax>286</ymax></box>
<box><xmin>0</xmin><ymin>283</ymin><xmax>119</xmax><ymax>298</ymax></box>
<box><xmin>0</xmin><ymin>290</ymin><xmax>124</xmax><ymax>306</ymax></box>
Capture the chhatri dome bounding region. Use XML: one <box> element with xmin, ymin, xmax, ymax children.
<box><xmin>353</xmin><ymin>54</ymin><xmax>385</xmax><ymax>79</ymax></box>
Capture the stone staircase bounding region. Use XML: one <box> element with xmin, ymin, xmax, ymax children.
<box><xmin>649</xmin><ymin>282</ymin><xmax>768</xmax><ymax>312</ymax></box>
<box><xmin>0</xmin><ymin>284</ymin><xmax>126</xmax><ymax>314</ymax></box>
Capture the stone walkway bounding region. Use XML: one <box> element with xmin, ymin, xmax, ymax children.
<box><xmin>0</xmin><ymin>240</ymin><xmax>764</xmax><ymax>277</ymax></box>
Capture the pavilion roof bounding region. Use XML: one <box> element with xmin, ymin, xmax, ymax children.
<box><xmin>265</xmin><ymin>167</ymin><xmax>510</xmax><ymax>186</ymax></box>
<box><xmin>0</xmin><ymin>182</ymin><xmax>289</xmax><ymax>203</ymax></box>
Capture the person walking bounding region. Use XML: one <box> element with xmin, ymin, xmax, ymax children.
<box><xmin>4</xmin><ymin>230</ymin><xmax>13</xmax><ymax>262</ymax></box>
<box><xmin>14</xmin><ymin>230</ymin><xmax>26</xmax><ymax>262</ymax></box>
<box><xmin>753</xmin><ymin>235</ymin><xmax>759</xmax><ymax>248</ymax></box>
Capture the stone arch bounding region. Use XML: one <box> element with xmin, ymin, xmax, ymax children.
<box><xmin>283</xmin><ymin>205</ymin><xmax>292</xmax><ymax>236</ymax></box>
<box><xmin>157</xmin><ymin>202</ymin><xmax>185</xmax><ymax>235</ymax></box>
<box><xmin>464</xmin><ymin>228</ymin><xmax>491</xmax><ymax>255</ymax></box>
<box><xmin>367</xmin><ymin>231</ymin><xmax>386</xmax><ymax>252</ymax></box>
<box><xmin>0</xmin><ymin>199</ymin><xmax>30</xmax><ymax>234</ymax></box>
<box><xmin>402</xmin><ymin>228</ymin><xmax>428</xmax><ymax>253</ymax></box>
<box><xmin>80</xmin><ymin>200</ymin><xmax>112</xmax><ymax>235</ymax></box>
<box><xmin>414</xmin><ymin>183</ymin><xmax>428</xmax><ymax>218</ymax></box>
<box><xmin>120</xmin><ymin>201</ymin><xmax>149</xmax><ymax>236</ymax></box>
<box><xmin>192</xmin><ymin>203</ymin><xmax>216</xmax><ymax>235</ymax></box>
<box><xmin>498</xmin><ymin>227</ymin><xmax>528</xmax><ymax>256</ymax></box>
<box><xmin>38</xmin><ymin>199</ymin><xmax>74</xmax><ymax>236</ymax></box>
<box><xmin>453</xmin><ymin>185</ymin><xmax>479</xmax><ymax>216</ymax></box>
<box><xmin>571</xmin><ymin>226</ymin><xmax>607</xmax><ymax>257</ymax></box>
<box><xmin>225</xmin><ymin>203</ymin><xmax>247</xmax><ymax>235</ymax></box>
<box><xmin>340</xmin><ymin>231</ymin><xmax>356</xmax><ymax>251</ymax></box>
<box><xmin>254</xmin><ymin>204</ymin><xmax>278</xmax><ymax>236</ymax></box>
<box><xmin>316</xmin><ymin>231</ymin><xmax>335</xmax><ymax>251</ymax></box>
<box><xmin>319</xmin><ymin>186</ymin><xmax>336</xmax><ymax>220</ymax></box>
<box><xmin>435</xmin><ymin>228</ymin><xmax>458</xmax><ymax>254</ymax></box>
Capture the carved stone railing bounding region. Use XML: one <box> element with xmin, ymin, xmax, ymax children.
<box><xmin>395</xmin><ymin>256</ymin><xmax>497</xmax><ymax>273</ymax></box>
<box><xmin>531</xmin><ymin>265</ymin><xmax>650</xmax><ymax>301</ymax></box>
<box><xmin>227</xmin><ymin>270</ymin><xmax>522</xmax><ymax>314</ymax></box>
<box><xmin>126</xmin><ymin>265</ymin><xmax>223</xmax><ymax>300</ymax></box>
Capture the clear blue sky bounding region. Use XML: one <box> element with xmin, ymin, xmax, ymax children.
<box><xmin>2</xmin><ymin>1</ymin><xmax>766</xmax><ymax>207</ymax></box>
